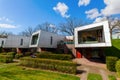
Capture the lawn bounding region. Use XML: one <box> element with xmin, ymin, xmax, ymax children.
<box><xmin>108</xmin><ymin>75</ymin><xmax>117</xmax><ymax>80</ymax></box>
<box><xmin>0</xmin><ymin>63</ymin><xmax>79</xmax><ymax>80</ymax></box>
<box><xmin>105</xmin><ymin>39</ymin><xmax>120</xmax><ymax>58</ymax></box>
<box><xmin>87</xmin><ymin>73</ymin><xmax>102</xmax><ymax>80</ymax></box>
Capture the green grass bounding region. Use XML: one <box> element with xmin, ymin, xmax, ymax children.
<box><xmin>108</xmin><ymin>75</ymin><xmax>117</xmax><ymax>80</ymax></box>
<box><xmin>105</xmin><ymin>39</ymin><xmax>120</xmax><ymax>58</ymax></box>
<box><xmin>87</xmin><ymin>73</ymin><xmax>102</xmax><ymax>80</ymax></box>
<box><xmin>0</xmin><ymin>63</ymin><xmax>79</xmax><ymax>80</ymax></box>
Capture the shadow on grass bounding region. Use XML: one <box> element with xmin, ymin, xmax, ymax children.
<box><xmin>105</xmin><ymin>46</ymin><xmax>120</xmax><ymax>58</ymax></box>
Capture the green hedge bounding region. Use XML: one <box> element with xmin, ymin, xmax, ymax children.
<box><xmin>106</xmin><ymin>56</ymin><xmax>118</xmax><ymax>71</ymax></box>
<box><xmin>36</xmin><ymin>52</ymin><xmax>72</xmax><ymax>60</ymax></box>
<box><xmin>24</xmin><ymin>52</ymin><xmax>31</xmax><ymax>56</ymax></box>
<box><xmin>20</xmin><ymin>57</ymin><xmax>77</xmax><ymax>74</ymax></box>
<box><xmin>116</xmin><ymin>60</ymin><xmax>120</xmax><ymax>77</ymax></box>
<box><xmin>7</xmin><ymin>52</ymin><xmax>16</xmax><ymax>58</ymax></box>
<box><xmin>15</xmin><ymin>54</ymin><xmax>23</xmax><ymax>59</ymax></box>
<box><xmin>0</xmin><ymin>54</ymin><xmax>13</xmax><ymax>63</ymax></box>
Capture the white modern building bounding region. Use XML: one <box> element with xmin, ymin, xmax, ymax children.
<box><xmin>3</xmin><ymin>35</ymin><xmax>30</xmax><ymax>53</ymax></box>
<box><xmin>74</xmin><ymin>21</ymin><xmax>112</xmax><ymax>58</ymax></box>
<box><xmin>74</xmin><ymin>21</ymin><xmax>111</xmax><ymax>48</ymax></box>
<box><xmin>29</xmin><ymin>30</ymin><xmax>65</xmax><ymax>52</ymax></box>
<box><xmin>3</xmin><ymin>35</ymin><xmax>30</xmax><ymax>48</ymax></box>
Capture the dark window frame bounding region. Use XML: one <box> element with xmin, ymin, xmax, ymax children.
<box><xmin>20</xmin><ymin>39</ymin><xmax>23</xmax><ymax>45</ymax></box>
<box><xmin>1</xmin><ymin>40</ymin><xmax>4</xmax><ymax>47</ymax></box>
<box><xmin>31</xmin><ymin>34</ymin><xmax>39</xmax><ymax>45</ymax></box>
<box><xmin>50</xmin><ymin>36</ymin><xmax>53</xmax><ymax>45</ymax></box>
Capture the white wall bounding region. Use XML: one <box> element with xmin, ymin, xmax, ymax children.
<box><xmin>38</xmin><ymin>30</ymin><xmax>65</xmax><ymax>48</ymax></box>
<box><xmin>3</xmin><ymin>35</ymin><xmax>30</xmax><ymax>48</ymax></box>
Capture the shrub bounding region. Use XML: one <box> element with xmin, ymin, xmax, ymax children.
<box><xmin>1</xmin><ymin>53</ymin><xmax>7</xmax><ymax>55</ymax></box>
<box><xmin>116</xmin><ymin>60</ymin><xmax>120</xmax><ymax>77</ymax></box>
<box><xmin>15</xmin><ymin>54</ymin><xmax>23</xmax><ymax>59</ymax></box>
<box><xmin>36</xmin><ymin>52</ymin><xmax>72</xmax><ymax>60</ymax></box>
<box><xmin>7</xmin><ymin>52</ymin><xmax>16</xmax><ymax>58</ymax></box>
<box><xmin>24</xmin><ymin>52</ymin><xmax>32</xmax><ymax>56</ymax></box>
<box><xmin>106</xmin><ymin>56</ymin><xmax>118</xmax><ymax>71</ymax></box>
<box><xmin>20</xmin><ymin>57</ymin><xmax>77</xmax><ymax>74</ymax></box>
<box><xmin>108</xmin><ymin>75</ymin><xmax>117</xmax><ymax>80</ymax></box>
<box><xmin>0</xmin><ymin>54</ymin><xmax>13</xmax><ymax>63</ymax></box>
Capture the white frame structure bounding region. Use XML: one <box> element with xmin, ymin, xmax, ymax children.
<box><xmin>74</xmin><ymin>21</ymin><xmax>111</xmax><ymax>48</ymax></box>
<box><xmin>29</xmin><ymin>30</ymin><xmax>40</xmax><ymax>47</ymax></box>
<box><xmin>29</xmin><ymin>30</ymin><xmax>65</xmax><ymax>48</ymax></box>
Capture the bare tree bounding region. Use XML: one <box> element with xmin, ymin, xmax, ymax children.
<box><xmin>59</xmin><ymin>18</ymin><xmax>87</xmax><ymax>35</ymax></box>
<box><xmin>35</xmin><ymin>22</ymin><xmax>58</xmax><ymax>33</ymax></box>
<box><xmin>108</xmin><ymin>17</ymin><xmax>120</xmax><ymax>35</ymax></box>
<box><xmin>94</xmin><ymin>16</ymin><xmax>120</xmax><ymax>37</ymax></box>
<box><xmin>0</xmin><ymin>31</ymin><xmax>13</xmax><ymax>36</ymax></box>
<box><xmin>19</xmin><ymin>27</ymin><xmax>35</xmax><ymax>37</ymax></box>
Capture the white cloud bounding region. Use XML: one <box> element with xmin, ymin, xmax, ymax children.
<box><xmin>101</xmin><ymin>0</ymin><xmax>120</xmax><ymax>16</ymax></box>
<box><xmin>0</xmin><ymin>24</ymin><xmax>17</xmax><ymax>28</ymax></box>
<box><xmin>85</xmin><ymin>8</ymin><xmax>101</xmax><ymax>19</ymax></box>
<box><xmin>78</xmin><ymin>0</ymin><xmax>90</xmax><ymax>7</ymax></box>
<box><xmin>53</xmin><ymin>2</ymin><xmax>70</xmax><ymax>18</ymax></box>
<box><xmin>85</xmin><ymin>0</ymin><xmax>120</xmax><ymax>22</ymax></box>
<box><xmin>94</xmin><ymin>17</ymin><xmax>107</xmax><ymax>23</ymax></box>
<box><xmin>0</xmin><ymin>17</ymin><xmax>14</xmax><ymax>23</ymax></box>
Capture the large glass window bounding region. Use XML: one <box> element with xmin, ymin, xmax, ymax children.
<box><xmin>78</xmin><ymin>26</ymin><xmax>104</xmax><ymax>44</ymax></box>
<box><xmin>31</xmin><ymin>34</ymin><xmax>39</xmax><ymax>45</ymax></box>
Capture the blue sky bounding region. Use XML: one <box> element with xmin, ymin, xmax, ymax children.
<box><xmin>0</xmin><ymin>0</ymin><xmax>120</xmax><ymax>34</ymax></box>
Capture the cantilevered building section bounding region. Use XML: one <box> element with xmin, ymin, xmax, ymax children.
<box><xmin>74</xmin><ymin>21</ymin><xmax>111</xmax><ymax>48</ymax></box>
<box><xmin>29</xmin><ymin>30</ymin><xmax>65</xmax><ymax>52</ymax></box>
<box><xmin>74</xmin><ymin>21</ymin><xmax>111</xmax><ymax>58</ymax></box>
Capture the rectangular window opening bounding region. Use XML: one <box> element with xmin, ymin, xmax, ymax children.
<box><xmin>50</xmin><ymin>36</ymin><xmax>53</xmax><ymax>45</ymax></box>
<box><xmin>78</xmin><ymin>26</ymin><xmax>104</xmax><ymax>44</ymax></box>
<box><xmin>31</xmin><ymin>34</ymin><xmax>39</xmax><ymax>45</ymax></box>
<box><xmin>20</xmin><ymin>39</ymin><xmax>23</xmax><ymax>45</ymax></box>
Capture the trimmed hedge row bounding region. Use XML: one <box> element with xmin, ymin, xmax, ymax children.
<box><xmin>15</xmin><ymin>54</ymin><xmax>23</xmax><ymax>59</ymax></box>
<box><xmin>20</xmin><ymin>57</ymin><xmax>77</xmax><ymax>74</ymax></box>
<box><xmin>0</xmin><ymin>54</ymin><xmax>13</xmax><ymax>63</ymax></box>
<box><xmin>36</xmin><ymin>52</ymin><xmax>72</xmax><ymax>60</ymax></box>
<box><xmin>0</xmin><ymin>52</ymin><xmax>15</xmax><ymax>63</ymax></box>
<box><xmin>7</xmin><ymin>52</ymin><xmax>16</xmax><ymax>58</ymax></box>
<box><xmin>106</xmin><ymin>56</ymin><xmax>119</xmax><ymax>71</ymax></box>
<box><xmin>116</xmin><ymin>60</ymin><xmax>120</xmax><ymax>77</ymax></box>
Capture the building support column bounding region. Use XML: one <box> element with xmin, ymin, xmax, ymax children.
<box><xmin>37</xmin><ymin>47</ymin><xmax>41</xmax><ymax>52</ymax></box>
<box><xmin>16</xmin><ymin>48</ymin><xmax>21</xmax><ymax>53</ymax></box>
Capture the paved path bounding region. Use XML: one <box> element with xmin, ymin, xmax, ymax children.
<box><xmin>73</xmin><ymin>58</ymin><xmax>116</xmax><ymax>80</ymax></box>
<box><xmin>99</xmin><ymin>69</ymin><xmax>108</xmax><ymax>80</ymax></box>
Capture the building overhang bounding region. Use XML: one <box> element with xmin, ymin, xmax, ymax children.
<box><xmin>74</xmin><ymin>21</ymin><xmax>112</xmax><ymax>48</ymax></box>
